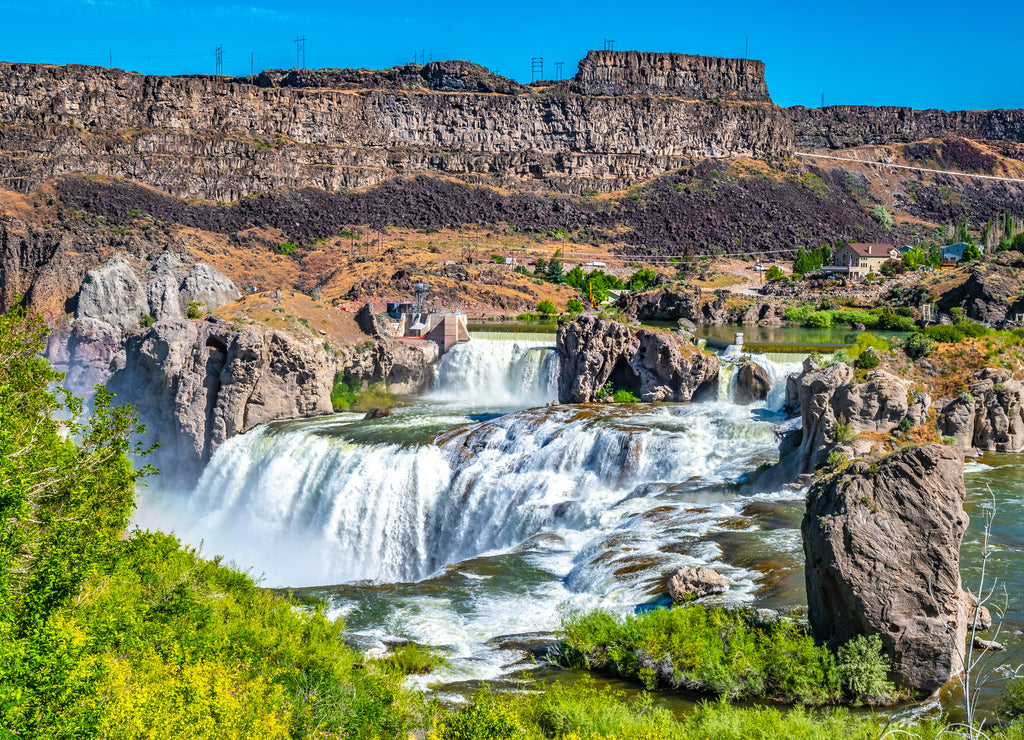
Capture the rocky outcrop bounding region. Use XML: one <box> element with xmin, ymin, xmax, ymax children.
<box><xmin>936</xmin><ymin>368</ymin><xmax>1024</xmax><ymax>452</ymax></box>
<box><xmin>556</xmin><ymin>316</ymin><xmax>719</xmax><ymax>403</ymax></box>
<box><xmin>968</xmin><ymin>368</ymin><xmax>1024</xmax><ymax>451</ymax></box>
<box><xmin>802</xmin><ymin>445</ymin><xmax>968</xmax><ymax>693</ymax></box>
<box><xmin>257</xmin><ymin>60</ymin><xmax>530</xmax><ymax>95</ymax></box>
<box><xmin>106</xmin><ymin>318</ymin><xmax>337</xmax><ymax>486</ymax></box>
<box><xmin>75</xmin><ymin>253</ymin><xmax>240</xmax><ymax>329</ymax></box>
<box><xmin>734</xmin><ymin>362</ymin><xmax>770</xmax><ymax>404</ymax></box>
<box><xmin>572</xmin><ymin>50</ymin><xmax>771</xmax><ymax>101</ymax></box>
<box><xmin>0</xmin><ymin>61</ymin><xmax>792</xmax><ymax>200</ymax></box>
<box><xmin>764</xmin><ymin>360</ymin><xmax>930</xmax><ymax>484</ymax></box>
<box><xmin>667</xmin><ymin>566</ymin><xmax>731</xmax><ymax>602</ymax></box>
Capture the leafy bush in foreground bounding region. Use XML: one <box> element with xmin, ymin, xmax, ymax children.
<box><xmin>557</xmin><ymin>606</ymin><xmax>838</xmax><ymax>704</ymax></box>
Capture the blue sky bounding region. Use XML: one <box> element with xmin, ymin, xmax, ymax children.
<box><xmin>1</xmin><ymin>0</ymin><xmax>1021</xmax><ymax>110</ymax></box>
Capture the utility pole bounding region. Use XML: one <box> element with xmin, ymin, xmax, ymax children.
<box><xmin>215</xmin><ymin>45</ymin><xmax>223</xmax><ymax>76</ymax></box>
<box><xmin>745</xmin><ymin>36</ymin><xmax>748</xmax><ymax>59</ymax></box>
<box><xmin>821</xmin><ymin>92</ymin><xmax>825</xmax><ymax>107</ymax></box>
<box><xmin>251</xmin><ymin>52</ymin><xmax>254</xmax><ymax>77</ymax></box>
<box><xmin>530</xmin><ymin>57</ymin><xmax>543</xmax><ymax>82</ymax></box>
<box><xmin>603</xmin><ymin>39</ymin><xmax>615</xmax><ymax>51</ymax></box>
<box><xmin>554</xmin><ymin>61</ymin><xmax>564</xmax><ymax>81</ymax></box>
<box><xmin>295</xmin><ymin>36</ymin><xmax>307</xmax><ymax>69</ymax></box>
<box><xmin>109</xmin><ymin>50</ymin><xmax>112</xmax><ymax>68</ymax></box>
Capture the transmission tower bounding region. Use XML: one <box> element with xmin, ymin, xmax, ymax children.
<box><xmin>295</xmin><ymin>36</ymin><xmax>307</xmax><ymax>69</ymax></box>
<box><xmin>554</xmin><ymin>61</ymin><xmax>564</xmax><ymax>80</ymax></box>
<box><xmin>215</xmin><ymin>45</ymin><xmax>223</xmax><ymax>76</ymax></box>
<box><xmin>530</xmin><ymin>57</ymin><xmax>543</xmax><ymax>82</ymax></box>
<box><xmin>603</xmin><ymin>39</ymin><xmax>615</xmax><ymax>51</ymax></box>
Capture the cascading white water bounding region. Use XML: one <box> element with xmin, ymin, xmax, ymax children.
<box><xmin>135</xmin><ymin>344</ymin><xmax>813</xmax><ymax>685</ymax></box>
<box><xmin>431</xmin><ymin>336</ymin><xmax>558</xmax><ymax>406</ymax></box>
<box><xmin>142</xmin><ymin>402</ymin><xmax>779</xmax><ymax>588</ymax></box>
<box><xmin>719</xmin><ymin>344</ymin><xmax>805</xmax><ymax>411</ymax></box>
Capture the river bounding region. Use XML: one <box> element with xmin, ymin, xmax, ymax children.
<box><xmin>133</xmin><ymin>329</ymin><xmax>1023</xmax><ymax>710</ymax></box>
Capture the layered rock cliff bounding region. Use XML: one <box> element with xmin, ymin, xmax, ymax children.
<box><xmin>571</xmin><ymin>50</ymin><xmax>771</xmax><ymax>101</ymax></box>
<box><xmin>790</xmin><ymin>105</ymin><xmax>1024</xmax><ymax>151</ymax></box>
<box><xmin>0</xmin><ymin>58</ymin><xmax>791</xmax><ymax>200</ymax></box>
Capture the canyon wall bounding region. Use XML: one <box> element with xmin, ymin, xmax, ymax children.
<box><xmin>0</xmin><ymin>59</ymin><xmax>791</xmax><ymax>201</ymax></box>
<box><xmin>790</xmin><ymin>105</ymin><xmax>1024</xmax><ymax>150</ymax></box>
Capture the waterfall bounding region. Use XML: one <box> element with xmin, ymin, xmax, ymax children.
<box><xmin>139</xmin><ymin>402</ymin><xmax>778</xmax><ymax>588</ymax></box>
<box><xmin>431</xmin><ymin>337</ymin><xmax>559</xmax><ymax>406</ymax></box>
<box><xmin>718</xmin><ymin>345</ymin><xmax>805</xmax><ymax>411</ymax></box>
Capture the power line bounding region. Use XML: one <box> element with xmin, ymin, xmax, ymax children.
<box><xmin>214</xmin><ymin>45</ymin><xmax>223</xmax><ymax>76</ymax></box>
<box><xmin>554</xmin><ymin>61</ymin><xmax>564</xmax><ymax>81</ymax></box>
<box><xmin>530</xmin><ymin>56</ymin><xmax>543</xmax><ymax>82</ymax></box>
<box><xmin>294</xmin><ymin>36</ymin><xmax>307</xmax><ymax>69</ymax></box>
<box><xmin>796</xmin><ymin>151</ymin><xmax>1024</xmax><ymax>185</ymax></box>
<box><xmin>603</xmin><ymin>39</ymin><xmax>615</xmax><ymax>51</ymax></box>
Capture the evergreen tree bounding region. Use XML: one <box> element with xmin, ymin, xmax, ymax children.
<box><xmin>546</xmin><ymin>258</ymin><xmax>565</xmax><ymax>285</ymax></box>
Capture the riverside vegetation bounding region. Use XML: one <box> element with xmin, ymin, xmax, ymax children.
<box><xmin>4</xmin><ymin>306</ymin><xmax>1024</xmax><ymax>739</ymax></box>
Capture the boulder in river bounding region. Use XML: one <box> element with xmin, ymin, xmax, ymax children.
<box><xmin>667</xmin><ymin>566</ymin><xmax>730</xmax><ymax>601</ymax></box>
<box><xmin>556</xmin><ymin>316</ymin><xmax>719</xmax><ymax>404</ymax></box>
<box><xmin>734</xmin><ymin>362</ymin><xmax>770</xmax><ymax>404</ymax></box>
<box><xmin>802</xmin><ymin>444</ymin><xmax>969</xmax><ymax>694</ymax></box>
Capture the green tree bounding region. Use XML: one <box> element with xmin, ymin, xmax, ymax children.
<box><xmin>627</xmin><ymin>268</ymin><xmax>657</xmax><ymax>292</ymax></box>
<box><xmin>534</xmin><ymin>257</ymin><xmax>547</xmax><ymax>275</ymax></box>
<box><xmin>954</xmin><ymin>219</ymin><xmax>971</xmax><ymax>244</ymax></box>
<box><xmin>872</xmin><ymin>204</ymin><xmax>894</xmax><ymax>229</ymax></box>
<box><xmin>0</xmin><ymin>308</ymin><xmax>151</xmax><ymax>632</ymax></box>
<box><xmin>1013</xmin><ymin>232</ymin><xmax>1024</xmax><ymax>253</ymax></box>
<box><xmin>537</xmin><ymin>299</ymin><xmax>557</xmax><ymax>316</ymax></box>
<box><xmin>566</xmin><ymin>297</ymin><xmax>584</xmax><ymax>314</ymax></box>
<box><xmin>565</xmin><ymin>265</ymin><xmax>586</xmax><ymax>290</ymax></box>
<box><xmin>766</xmin><ymin>265</ymin><xmax>785</xmax><ymax>281</ymax></box>
<box><xmin>546</xmin><ymin>259</ymin><xmax>565</xmax><ymax>285</ymax></box>
<box><xmin>961</xmin><ymin>243</ymin><xmax>983</xmax><ymax>262</ymax></box>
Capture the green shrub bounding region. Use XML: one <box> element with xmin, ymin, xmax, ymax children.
<box><xmin>942</xmin><ymin>436</ymin><xmax>956</xmax><ymax>445</ymax></box>
<box><xmin>855</xmin><ymin>349</ymin><xmax>880</xmax><ymax>370</ymax></box>
<box><xmin>556</xmin><ymin>605</ymin><xmax>842</xmax><ymax>704</ymax></box>
<box><xmin>825</xmin><ymin>450</ymin><xmax>849</xmax><ymax>474</ymax></box>
<box><xmin>872</xmin><ymin>204</ymin><xmax>894</xmax><ymax>229</ymax></box>
<box><xmin>835</xmin><ymin>634</ymin><xmax>896</xmax><ymax>705</ymax></box>
<box><xmin>612</xmin><ymin>390</ymin><xmax>640</xmax><ymax>403</ymax></box>
<box><xmin>381</xmin><ymin>644</ymin><xmax>447</xmax><ymax>675</ymax></box>
<box><xmin>185</xmin><ymin>301</ymin><xmax>204</xmax><ymax>319</ymax></box>
<box><xmin>566</xmin><ymin>297</ymin><xmax>584</xmax><ymax>314</ymax></box>
<box><xmin>595</xmin><ymin>381</ymin><xmax>614</xmax><ymax>401</ymax></box>
<box><xmin>434</xmin><ymin>690</ymin><xmax>523</xmax><ymax>740</ymax></box>
<box><xmin>834</xmin><ymin>415</ymin><xmax>855</xmax><ymax>443</ymax></box>
<box><xmin>138</xmin><ymin>314</ymin><xmax>155</xmax><ymax>328</ymax></box>
<box><xmin>537</xmin><ymin>299</ymin><xmax>557</xmax><ymax>316</ymax></box>
<box><xmin>1001</xmin><ymin>677</ymin><xmax>1024</xmax><ymax>720</ymax></box>
<box><xmin>904</xmin><ymin>332</ymin><xmax>934</xmax><ymax>359</ymax></box>
<box><xmin>806</xmin><ymin>310</ymin><xmax>833</xmax><ymax>329</ymax></box>
<box><xmin>783</xmin><ymin>304</ymin><xmax>815</xmax><ymax>323</ymax></box>
<box><xmin>277</xmin><ymin>241</ymin><xmax>298</xmax><ymax>255</ymax></box>
<box><xmin>766</xmin><ymin>265</ymin><xmax>785</xmax><ymax>281</ymax></box>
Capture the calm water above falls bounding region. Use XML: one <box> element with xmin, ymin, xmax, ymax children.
<box><xmin>134</xmin><ymin>332</ymin><xmax>1024</xmax><ymax>702</ymax></box>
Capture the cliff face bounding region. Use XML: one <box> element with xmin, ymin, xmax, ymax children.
<box><xmin>573</xmin><ymin>50</ymin><xmax>771</xmax><ymax>101</ymax></box>
<box><xmin>0</xmin><ymin>61</ymin><xmax>792</xmax><ymax>200</ymax></box>
<box><xmin>789</xmin><ymin>105</ymin><xmax>1024</xmax><ymax>150</ymax></box>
